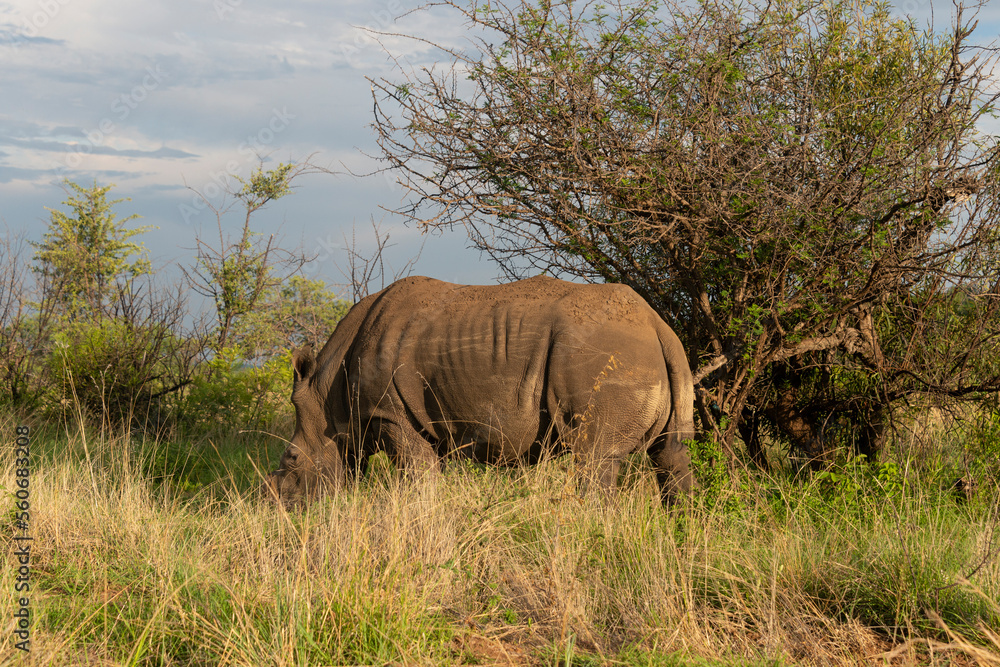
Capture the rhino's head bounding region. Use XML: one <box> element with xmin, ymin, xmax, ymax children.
<box><xmin>264</xmin><ymin>345</ymin><xmax>344</xmax><ymax>507</ymax></box>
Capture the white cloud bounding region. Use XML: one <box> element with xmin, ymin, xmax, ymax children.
<box><xmin>0</xmin><ymin>0</ymin><xmax>494</xmax><ymax>287</ymax></box>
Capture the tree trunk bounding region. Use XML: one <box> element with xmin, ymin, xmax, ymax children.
<box><xmin>738</xmin><ymin>408</ymin><xmax>768</xmax><ymax>470</ymax></box>
<box><xmin>764</xmin><ymin>386</ymin><xmax>827</xmax><ymax>468</ymax></box>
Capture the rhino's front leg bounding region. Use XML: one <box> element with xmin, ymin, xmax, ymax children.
<box><xmin>371</xmin><ymin>418</ymin><xmax>441</xmax><ymax>478</ymax></box>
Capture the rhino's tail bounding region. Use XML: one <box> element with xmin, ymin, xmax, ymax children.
<box><xmin>651</xmin><ymin>318</ymin><xmax>697</xmax><ymax>502</ymax></box>
<box><xmin>654</xmin><ymin>318</ymin><xmax>695</xmax><ymax>445</ymax></box>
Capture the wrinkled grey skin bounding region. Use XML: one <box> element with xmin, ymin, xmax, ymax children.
<box><xmin>264</xmin><ymin>276</ymin><xmax>695</xmax><ymax>507</ymax></box>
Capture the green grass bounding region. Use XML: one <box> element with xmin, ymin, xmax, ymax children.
<box><xmin>2</xmin><ymin>413</ymin><xmax>999</xmax><ymax>665</ymax></box>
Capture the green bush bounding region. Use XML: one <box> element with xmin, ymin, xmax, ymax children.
<box><xmin>688</xmin><ymin>435</ymin><xmax>759</xmax><ymax>517</ymax></box>
<box><xmin>47</xmin><ymin>317</ymin><xmax>181</xmax><ymax>425</ymax></box>
<box><xmin>231</xmin><ymin>275</ymin><xmax>351</xmax><ymax>359</ymax></box>
<box><xmin>177</xmin><ymin>346</ymin><xmax>292</xmax><ymax>433</ymax></box>
<box><xmin>689</xmin><ymin>436</ymin><xmax>729</xmax><ymax>506</ymax></box>
<box><xmin>964</xmin><ymin>406</ymin><xmax>1000</xmax><ymax>484</ymax></box>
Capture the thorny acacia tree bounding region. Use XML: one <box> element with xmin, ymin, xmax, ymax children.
<box><xmin>371</xmin><ymin>0</ymin><xmax>1000</xmax><ymax>461</ymax></box>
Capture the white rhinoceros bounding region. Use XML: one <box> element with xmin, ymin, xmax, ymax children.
<box><xmin>265</xmin><ymin>275</ymin><xmax>695</xmax><ymax>506</ymax></box>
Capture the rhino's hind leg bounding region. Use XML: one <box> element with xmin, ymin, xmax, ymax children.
<box><xmin>648</xmin><ymin>431</ymin><xmax>695</xmax><ymax>506</ymax></box>
<box><xmin>552</xmin><ymin>408</ymin><xmax>628</xmax><ymax>501</ymax></box>
<box><xmin>576</xmin><ymin>454</ymin><xmax>624</xmax><ymax>501</ymax></box>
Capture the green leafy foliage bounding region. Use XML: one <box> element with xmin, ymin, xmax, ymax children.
<box><xmin>184</xmin><ymin>162</ymin><xmax>312</xmax><ymax>354</ymax></box>
<box><xmin>232</xmin><ymin>275</ymin><xmax>351</xmax><ymax>360</ymax></box>
<box><xmin>0</xmin><ymin>313</ymin><xmax>51</xmax><ymax>410</ymax></box>
<box><xmin>971</xmin><ymin>412</ymin><xmax>1000</xmax><ymax>466</ymax></box>
<box><xmin>31</xmin><ymin>180</ymin><xmax>152</xmax><ymax>319</ymax></box>
<box><xmin>688</xmin><ymin>436</ymin><xmax>730</xmax><ymax>510</ymax></box>
<box><xmin>233</xmin><ymin>161</ymin><xmax>296</xmax><ymax>209</ymax></box>
<box><xmin>177</xmin><ymin>347</ymin><xmax>293</xmax><ymax>433</ymax></box>
<box><xmin>2</xmin><ymin>163</ymin><xmax>351</xmax><ymax>437</ymax></box>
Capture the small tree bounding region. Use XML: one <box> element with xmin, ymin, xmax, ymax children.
<box><xmin>233</xmin><ymin>276</ymin><xmax>351</xmax><ymax>360</ymax></box>
<box><xmin>23</xmin><ymin>182</ymin><xmax>199</xmax><ymax>427</ymax></box>
<box><xmin>31</xmin><ymin>180</ymin><xmax>151</xmax><ymax>319</ymax></box>
<box><xmin>47</xmin><ymin>281</ymin><xmax>196</xmax><ymax>428</ymax></box>
<box><xmin>184</xmin><ymin>161</ymin><xmax>313</xmax><ymax>354</ymax></box>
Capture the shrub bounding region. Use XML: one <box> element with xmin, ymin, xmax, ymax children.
<box><xmin>177</xmin><ymin>346</ymin><xmax>292</xmax><ymax>433</ymax></box>
<box><xmin>47</xmin><ymin>317</ymin><xmax>183</xmax><ymax>426</ymax></box>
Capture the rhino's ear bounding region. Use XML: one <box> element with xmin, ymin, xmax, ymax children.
<box><xmin>292</xmin><ymin>345</ymin><xmax>316</xmax><ymax>384</ymax></box>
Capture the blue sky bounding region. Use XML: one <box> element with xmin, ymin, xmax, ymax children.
<box><xmin>1</xmin><ymin>0</ymin><xmax>998</xmax><ymax>296</ymax></box>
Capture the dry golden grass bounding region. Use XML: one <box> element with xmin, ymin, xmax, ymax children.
<box><xmin>1</xmin><ymin>415</ymin><xmax>998</xmax><ymax>665</ymax></box>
